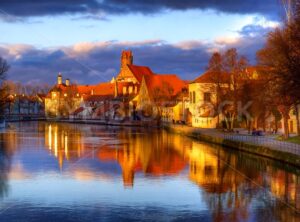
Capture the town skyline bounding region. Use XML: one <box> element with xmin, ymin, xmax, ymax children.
<box><xmin>0</xmin><ymin>1</ymin><xmax>284</xmax><ymax>84</ymax></box>
<box><xmin>1</xmin><ymin>2</ymin><xmax>300</xmax><ymax>221</ymax></box>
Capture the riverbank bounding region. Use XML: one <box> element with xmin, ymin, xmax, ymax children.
<box><xmin>164</xmin><ymin>124</ymin><xmax>300</xmax><ymax>167</ymax></box>
<box><xmin>277</xmin><ymin>135</ymin><xmax>300</xmax><ymax>145</ymax></box>
<box><xmin>48</xmin><ymin>118</ymin><xmax>159</xmax><ymax>128</ymax></box>
<box><xmin>7</xmin><ymin>118</ymin><xmax>300</xmax><ymax>167</ymax></box>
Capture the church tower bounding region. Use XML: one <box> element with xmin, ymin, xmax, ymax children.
<box><xmin>121</xmin><ymin>50</ymin><xmax>133</xmax><ymax>71</ymax></box>
<box><xmin>116</xmin><ymin>50</ymin><xmax>134</xmax><ymax>82</ymax></box>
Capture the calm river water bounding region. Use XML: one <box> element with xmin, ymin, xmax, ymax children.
<box><xmin>0</xmin><ymin>122</ymin><xmax>299</xmax><ymax>222</ymax></box>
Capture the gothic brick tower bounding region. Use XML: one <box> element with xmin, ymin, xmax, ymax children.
<box><xmin>121</xmin><ymin>50</ymin><xmax>133</xmax><ymax>71</ymax></box>
<box><xmin>116</xmin><ymin>50</ymin><xmax>134</xmax><ymax>82</ymax></box>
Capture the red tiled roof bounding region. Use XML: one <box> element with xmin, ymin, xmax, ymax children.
<box><xmin>143</xmin><ymin>74</ymin><xmax>187</xmax><ymax>96</ymax></box>
<box><xmin>93</xmin><ymin>82</ymin><xmax>139</xmax><ymax>97</ymax></box>
<box><xmin>83</xmin><ymin>95</ymin><xmax>113</xmax><ymax>102</ymax></box>
<box><xmin>77</xmin><ymin>85</ymin><xmax>94</xmax><ymax>95</ymax></box>
<box><xmin>49</xmin><ymin>84</ymin><xmax>95</xmax><ymax>97</ymax></box>
<box><xmin>93</xmin><ymin>83</ymin><xmax>115</xmax><ymax>95</ymax></box>
<box><xmin>192</xmin><ymin>71</ymin><xmax>230</xmax><ymax>84</ymax></box>
<box><xmin>127</xmin><ymin>64</ymin><xmax>154</xmax><ymax>83</ymax></box>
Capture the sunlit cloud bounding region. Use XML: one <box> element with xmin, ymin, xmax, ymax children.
<box><xmin>214</xmin><ymin>36</ymin><xmax>240</xmax><ymax>46</ymax></box>
<box><xmin>174</xmin><ymin>40</ymin><xmax>207</xmax><ymax>50</ymax></box>
<box><xmin>0</xmin><ymin>17</ymin><xmax>277</xmax><ymax>84</ymax></box>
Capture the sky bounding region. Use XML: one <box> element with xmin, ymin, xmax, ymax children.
<box><xmin>0</xmin><ymin>0</ymin><xmax>286</xmax><ymax>85</ymax></box>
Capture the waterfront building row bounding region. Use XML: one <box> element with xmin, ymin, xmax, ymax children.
<box><xmin>44</xmin><ymin>50</ymin><xmax>300</xmax><ymax>135</ymax></box>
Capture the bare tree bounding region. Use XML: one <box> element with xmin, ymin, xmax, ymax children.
<box><xmin>222</xmin><ymin>48</ymin><xmax>248</xmax><ymax>130</ymax></box>
<box><xmin>206</xmin><ymin>52</ymin><xmax>225</xmax><ymax>127</ymax></box>
<box><xmin>257</xmin><ymin>0</ymin><xmax>300</xmax><ymax>138</ymax></box>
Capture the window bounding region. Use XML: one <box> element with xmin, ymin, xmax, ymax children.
<box><xmin>190</xmin><ymin>92</ymin><xmax>192</xmax><ymax>102</ymax></box>
<box><xmin>204</xmin><ymin>92</ymin><xmax>211</xmax><ymax>102</ymax></box>
<box><xmin>193</xmin><ymin>91</ymin><xmax>196</xmax><ymax>104</ymax></box>
<box><xmin>122</xmin><ymin>86</ymin><xmax>127</xmax><ymax>94</ymax></box>
<box><xmin>128</xmin><ymin>86</ymin><xmax>133</xmax><ymax>94</ymax></box>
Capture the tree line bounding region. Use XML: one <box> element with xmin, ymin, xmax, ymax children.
<box><xmin>205</xmin><ymin>0</ymin><xmax>300</xmax><ymax>138</ymax></box>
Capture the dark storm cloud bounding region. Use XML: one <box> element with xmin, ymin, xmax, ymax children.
<box><xmin>0</xmin><ymin>0</ymin><xmax>281</xmax><ymax>20</ymax></box>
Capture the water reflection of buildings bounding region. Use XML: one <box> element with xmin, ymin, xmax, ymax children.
<box><xmin>161</xmin><ymin>132</ymin><xmax>300</xmax><ymax>221</ymax></box>
<box><xmin>98</xmin><ymin>130</ymin><xmax>186</xmax><ymax>187</ymax></box>
<box><xmin>187</xmin><ymin>143</ymin><xmax>258</xmax><ymax>221</ymax></box>
<box><xmin>45</xmin><ymin>124</ymin><xmax>84</xmax><ymax>169</ymax></box>
<box><xmin>267</xmin><ymin>169</ymin><xmax>300</xmax><ymax>222</ymax></box>
<box><xmin>42</xmin><ymin>123</ymin><xmax>300</xmax><ymax>220</ymax></box>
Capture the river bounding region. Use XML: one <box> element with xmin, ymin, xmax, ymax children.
<box><xmin>0</xmin><ymin>122</ymin><xmax>299</xmax><ymax>222</ymax></box>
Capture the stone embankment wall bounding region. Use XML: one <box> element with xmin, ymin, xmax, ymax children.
<box><xmin>164</xmin><ymin>124</ymin><xmax>300</xmax><ymax>167</ymax></box>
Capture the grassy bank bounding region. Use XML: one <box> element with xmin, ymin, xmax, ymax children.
<box><xmin>277</xmin><ymin>136</ymin><xmax>300</xmax><ymax>145</ymax></box>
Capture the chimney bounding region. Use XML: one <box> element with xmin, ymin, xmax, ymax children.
<box><xmin>65</xmin><ymin>79</ymin><xmax>70</xmax><ymax>86</ymax></box>
<box><xmin>57</xmin><ymin>73</ymin><xmax>62</xmax><ymax>85</ymax></box>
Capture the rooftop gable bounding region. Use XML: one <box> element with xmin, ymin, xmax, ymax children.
<box><xmin>192</xmin><ymin>71</ymin><xmax>230</xmax><ymax>84</ymax></box>
<box><xmin>143</xmin><ymin>74</ymin><xmax>187</xmax><ymax>97</ymax></box>
<box><xmin>127</xmin><ymin>64</ymin><xmax>154</xmax><ymax>83</ymax></box>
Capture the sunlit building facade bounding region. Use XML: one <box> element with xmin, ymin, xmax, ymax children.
<box><xmin>44</xmin><ymin>50</ymin><xmax>187</xmax><ymax>121</ymax></box>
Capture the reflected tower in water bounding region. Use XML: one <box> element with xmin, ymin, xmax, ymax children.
<box><xmin>45</xmin><ymin>123</ymin><xmax>84</xmax><ymax>169</ymax></box>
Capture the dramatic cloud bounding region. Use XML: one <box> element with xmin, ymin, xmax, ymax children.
<box><xmin>0</xmin><ymin>22</ymin><xmax>271</xmax><ymax>85</ymax></box>
<box><xmin>0</xmin><ymin>40</ymin><xmax>210</xmax><ymax>84</ymax></box>
<box><xmin>0</xmin><ymin>0</ymin><xmax>282</xmax><ymax>21</ymax></box>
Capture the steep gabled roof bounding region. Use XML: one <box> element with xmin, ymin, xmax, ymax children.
<box><xmin>192</xmin><ymin>71</ymin><xmax>230</xmax><ymax>84</ymax></box>
<box><xmin>127</xmin><ymin>64</ymin><xmax>154</xmax><ymax>83</ymax></box>
<box><xmin>143</xmin><ymin>74</ymin><xmax>187</xmax><ymax>96</ymax></box>
<box><xmin>93</xmin><ymin>83</ymin><xmax>115</xmax><ymax>95</ymax></box>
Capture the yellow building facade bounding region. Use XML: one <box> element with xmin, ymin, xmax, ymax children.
<box><xmin>45</xmin><ymin>74</ymin><xmax>82</xmax><ymax>118</ymax></box>
<box><xmin>188</xmin><ymin>80</ymin><xmax>220</xmax><ymax>128</ymax></box>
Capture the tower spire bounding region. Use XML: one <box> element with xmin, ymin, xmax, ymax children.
<box><xmin>57</xmin><ymin>72</ymin><xmax>62</xmax><ymax>85</ymax></box>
